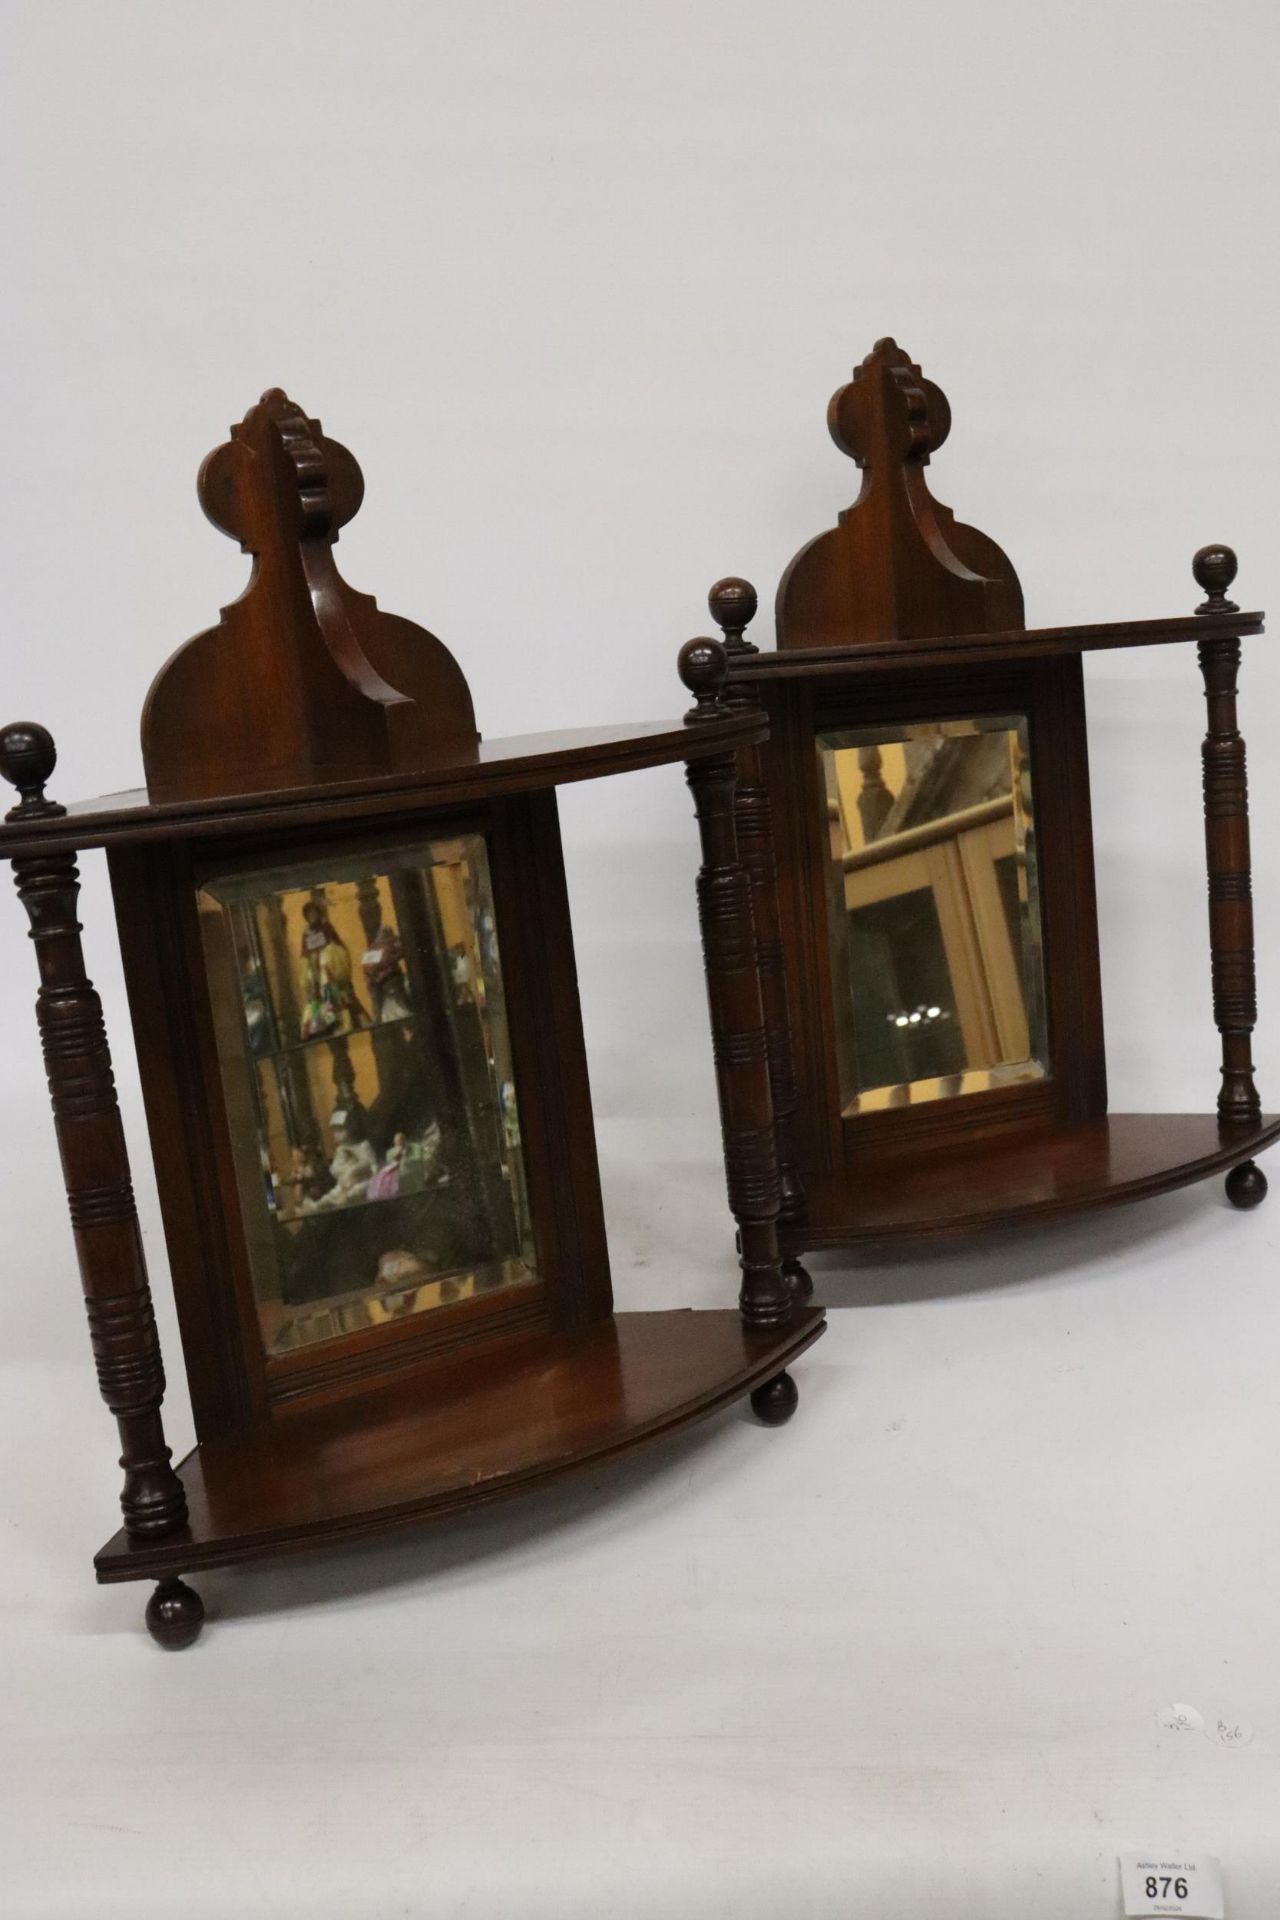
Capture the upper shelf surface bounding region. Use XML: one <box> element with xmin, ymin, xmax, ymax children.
<box><xmin>0</xmin><ymin>713</ymin><xmax>762</xmax><ymax>857</ymax></box>
<box><xmin>730</xmin><ymin>609</ymin><xmax>1264</xmax><ymax>680</ymax></box>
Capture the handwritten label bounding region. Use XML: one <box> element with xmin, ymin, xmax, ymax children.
<box><xmin>1155</xmin><ymin>1703</ymin><xmax>1204</xmax><ymax>1735</ymax></box>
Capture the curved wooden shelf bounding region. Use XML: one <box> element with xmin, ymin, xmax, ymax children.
<box><xmin>782</xmin><ymin>1114</ymin><xmax>1280</xmax><ymax>1250</ymax></box>
<box><xmin>729</xmin><ymin>608</ymin><xmax>1264</xmax><ymax>679</ymax></box>
<box><xmin>0</xmin><ymin>714</ymin><xmax>764</xmax><ymax>859</ymax></box>
<box><xmin>94</xmin><ymin>1307</ymin><xmax>825</xmax><ymax>1582</ymax></box>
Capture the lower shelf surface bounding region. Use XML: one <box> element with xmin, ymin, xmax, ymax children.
<box><xmin>96</xmin><ymin>1307</ymin><xmax>825</xmax><ymax>1582</ymax></box>
<box><xmin>784</xmin><ymin>1112</ymin><xmax>1280</xmax><ymax>1250</ymax></box>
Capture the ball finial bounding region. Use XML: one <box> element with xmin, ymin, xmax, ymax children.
<box><xmin>707</xmin><ymin>577</ymin><xmax>759</xmax><ymax>652</ymax></box>
<box><xmin>678</xmin><ymin>636</ymin><xmax>729</xmax><ymax>723</ymax></box>
<box><xmin>0</xmin><ymin>721</ymin><xmax>61</xmax><ymax>818</ymax></box>
<box><xmin>1193</xmin><ymin>544</ymin><xmax>1239</xmax><ymax>613</ymax></box>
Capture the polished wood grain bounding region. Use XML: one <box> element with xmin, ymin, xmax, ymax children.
<box><xmin>108</xmin><ymin>790</ymin><xmax>617</xmax><ymax>1441</ymax></box>
<box><xmin>708</xmin><ymin>581</ymin><xmax>806</xmax><ymax>1250</ymax></box>
<box><xmin>2</xmin><ymin>390</ymin><xmax>817</xmax><ymax>1644</ymax></box>
<box><xmin>96</xmin><ymin>1308</ymin><xmax>826</xmax><ymax>1581</ymax></box>
<box><xmin>0</xmin><ymin>724</ymin><xmax>189</xmax><ymax>1541</ymax></box>
<box><xmin>730</xmin><ymin>609</ymin><xmax>1262</xmax><ymax>679</ymax></box>
<box><xmin>781</xmin><ymin>1114</ymin><xmax>1280</xmax><ymax>1248</ymax></box>
<box><xmin>699</xmin><ymin>340</ymin><xmax>1271</xmax><ymax>1257</ymax></box>
<box><xmin>144</xmin><ymin>1577</ymin><xmax>205</xmax><ymax>1650</ymax></box>
<box><xmin>776</xmin><ymin>339</ymin><xmax>1023</xmax><ymax>650</ymax></box>
<box><xmin>0</xmin><ymin>715</ymin><xmax>765</xmax><ymax>861</ymax></box>
<box><xmin>1194</xmin><ymin>546</ymin><xmax>1263</xmax><ymax>1136</ymax></box>
<box><xmin>761</xmin><ymin>653</ymin><xmax>1106</xmax><ymax>1185</ymax></box>
<box><xmin>143</xmin><ymin>389</ymin><xmax>479</xmax><ymax>802</ymax></box>
<box><xmin>680</xmin><ymin>639</ymin><xmax>794</xmax><ymax>1328</ymax></box>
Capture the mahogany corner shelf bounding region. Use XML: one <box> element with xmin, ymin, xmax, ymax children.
<box><xmin>0</xmin><ymin>388</ymin><xmax>822</xmax><ymax>1646</ymax></box>
<box><xmin>95</xmin><ymin>1309</ymin><xmax>824</xmax><ymax>1582</ymax></box>
<box><xmin>797</xmin><ymin>1114</ymin><xmax>1280</xmax><ymax>1248</ymax></box>
<box><xmin>683</xmin><ymin>338</ymin><xmax>1272</xmax><ymax>1275</ymax></box>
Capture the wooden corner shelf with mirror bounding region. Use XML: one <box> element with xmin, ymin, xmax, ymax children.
<box><xmin>0</xmin><ymin>389</ymin><xmax>821</xmax><ymax>1647</ymax></box>
<box><xmin>691</xmin><ymin>338</ymin><xmax>1272</xmax><ymax>1276</ymax></box>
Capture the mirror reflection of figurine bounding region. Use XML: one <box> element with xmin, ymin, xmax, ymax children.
<box><xmin>477</xmin><ymin>907</ymin><xmax>498</xmax><ymax>1004</ymax></box>
<box><xmin>367</xmin><ymin>1131</ymin><xmax>410</xmax><ymax>1201</ymax></box>
<box><xmin>449</xmin><ymin>944</ymin><xmax>473</xmax><ymax>1002</ymax></box>
<box><xmin>362</xmin><ymin>923</ymin><xmax>412</xmax><ymax>1023</ymax></box>
<box><xmin>298</xmin><ymin>900</ymin><xmax>369</xmax><ymax>1039</ymax></box>
<box><xmin>366</xmin><ymin>1121</ymin><xmax>446</xmax><ymax>1202</ymax></box>
<box><xmin>301</xmin><ymin>1116</ymin><xmax>379</xmax><ymax>1211</ymax></box>
<box><xmin>241</xmin><ymin>957</ymin><xmax>273</xmax><ymax>1056</ymax></box>
<box><xmin>280</xmin><ymin>1145</ymin><xmax>332</xmax><ymax>1215</ymax></box>
<box><xmin>499</xmin><ymin>1080</ymin><xmax>520</xmax><ymax>1150</ymax></box>
<box><xmin>374</xmin><ymin>1248</ymin><xmax>428</xmax><ymax>1292</ymax></box>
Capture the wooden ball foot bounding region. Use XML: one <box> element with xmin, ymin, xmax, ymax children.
<box><xmin>750</xmin><ymin>1370</ymin><xmax>799</xmax><ymax>1426</ymax></box>
<box><xmin>145</xmin><ymin>1576</ymin><xmax>205</xmax><ymax>1649</ymax></box>
<box><xmin>1225</xmin><ymin>1159</ymin><xmax>1268</xmax><ymax>1210</ymax></box>
<box><xmin>783</xmin><ymin>1258</ymin><xmax>813</xmax><ymax>1302</ymax></box>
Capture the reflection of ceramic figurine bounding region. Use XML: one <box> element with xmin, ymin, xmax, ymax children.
<box><xmin>367</xmin><ymin>1132</ymin><xmax>408</xmax><ymax>1201</ymax></box>
<box><xmin>287</xmin><ymin>1145</ymin><xmax>332</xmax><ymax>1209</ymax></box>
<box><xmin>298</xmin><ymin>900</ymin><xmax>369</xmax><ymax>1039</ymax></box>
<box><xmin>367</xmin><ymin>1121</ymin><xmax>446</xmax><ymax>1202</ymax></box>
<box><xmin>478</xmin><ymin>908</ymin><xmax>498</xmax><ymax>1000</ymax></box>
<box><xmin>450</xmin><ymin>946</ymin><xmax>472</xmax><ymax>1001</ymax></box>
<box><xmin>361</xmin><ymin>924</ymin><xmax>412</xmax><ymax>1023</ymax></box>
<box><xmin>242</xmin><ymin>958</ymin><xmax>273</xmax><ymax>1056</ymax></box>
<box><xmin>376</xmin><ymin>1246</ymin><xmax>462</xmax><ymax>1307</ymax></box>
<box><xmin>499</xmin><ymin>1080</ymin><xmax>520</xmax><ymax>1150</ymax></box>
<box><xmin>374</xmin><ymin>1247</ymin><xmax>429</xmax><ymax>1292</ymax></box>
<box><xmin>302</xmin><ymin>1120</ymin><xmax>379</xmax><ymax>1210</ymax></box>
<box><xmin>416</xmin><ymin>1119</ymin><xmax>445</xmax><ymax>1187</ymax></box>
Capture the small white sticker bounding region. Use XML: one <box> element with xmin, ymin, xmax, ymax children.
<box><xmin>1119</xmin><ymin>1853</ymin><xmax>1224</xmax><ymax>1918</ymax></box>
<box><xmin>1208</xmin><ymin>1714</ymin><xmax>1253</xmax><ymax>1748</ymax></box>
<box><xmin>1155</xmin><ymin>1702</ymin><xmax>1204</xmax><ymax>1734</ymax></box>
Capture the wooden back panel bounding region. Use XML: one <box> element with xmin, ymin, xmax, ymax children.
<box><xmin>776</xmin><ymin>338</ymin><xmax>1024</xmax><ymax>649</ymax></box>
<box><xmin>142</xmin><ymin>389</ymin><xmax>479</xmax><ymax>802</ymax></box>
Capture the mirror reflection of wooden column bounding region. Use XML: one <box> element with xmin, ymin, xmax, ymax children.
<box><xmin>392</xmin><ymin>866</ymin><xmax>505</xmax><ymax>1247</ymax></box>
<box><xmin>1194</xmin><ymin>545</ymin><xmax>1268</xmax><ymax>1209</ymax></box>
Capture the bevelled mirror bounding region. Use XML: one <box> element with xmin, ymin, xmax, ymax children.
<box><xmin>197</xmin><ymin>835</ymin><xmax>535</xmax><ymax>1356</ymax></box>
<box><xmin>689</xmin><ymin>337</ymin><xmax>1274</xmax><ymax>1292</ymax></box>
<box><xmin>819</xmin><ymin>715</ymin><xmax>1048</xmax><ymax>1116</ymax></box>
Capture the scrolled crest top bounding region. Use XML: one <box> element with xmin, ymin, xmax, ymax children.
<box><xmin>197</xmin><ymin>387</ymin><xmax>365</xmax><ymax>551</ymax></box>
<box><xmin>141</xmin><ymin>386</ymin><xmax>478</xmax><ymax>803</ymax></box>
<box><xmin>827</xmin><ymin>337</ymin><xmax>952</xmax><ymax>468</ymax></box>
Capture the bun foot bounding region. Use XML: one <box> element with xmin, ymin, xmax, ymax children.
<box><xmin>145</xmin><ymin>1576</ymin><xmax>205</xmax><ymax>1649</ymax></box>
<box><xmin>1226</xmin><ymin>1159</ymin><xmax>1268</xmax><ymax>1210</ymax></box>
<box><xmin>783</xmin><ymin>1258</ymin><xmax>813</xmax><ymax>1302</ymax></box>
<box><xmin>750</xmin><ymin>1370</ymin><xmax>799</xmax><ymax>1426</ymax></box>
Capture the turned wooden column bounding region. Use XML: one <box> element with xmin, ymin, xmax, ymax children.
<box><xmin>1</xmin><ymin>723</ymin><xmax>189</xmax><ymax>1538</ymax></box>
<box><xmin>1192</xmin><ymin>548</ymin><xmax>1268</xmax><ymax>1209</ymax></box>
<box><xmin>707</xmin><ymin>580</ymin><xmax>811</xmax><ymax>1300</ymax></box>
<box><xmin>679</xmin><ymin>641</ymin><xmax>793</xmax><ymax>1329</ymax></box>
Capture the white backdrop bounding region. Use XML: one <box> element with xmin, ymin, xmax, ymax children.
<box><xmin>1</xmin><ymin>4</ymin><xmax>1278</xmax><ymax>1916</ymax></box>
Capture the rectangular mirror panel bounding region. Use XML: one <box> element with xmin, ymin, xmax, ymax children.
<box><xmin>819</xmin><ymin>715</ymin><xmax>1049</xmax><ymax>1117</ymax></box>
<box><xmin>197</xmin><ymin>834</ymin><xmax>536</xmax><ymax>1356</ymax></box>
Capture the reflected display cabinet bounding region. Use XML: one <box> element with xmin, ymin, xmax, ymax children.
<box><xmin>0</xmin><ymin>389</ymin><xmax>822</xmax><ymax>1646</ymax></box>
<box><xmin>692</xmin><ymin>339</ymin><xmax>1273</xmax><ymax>1275</ymax></box>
